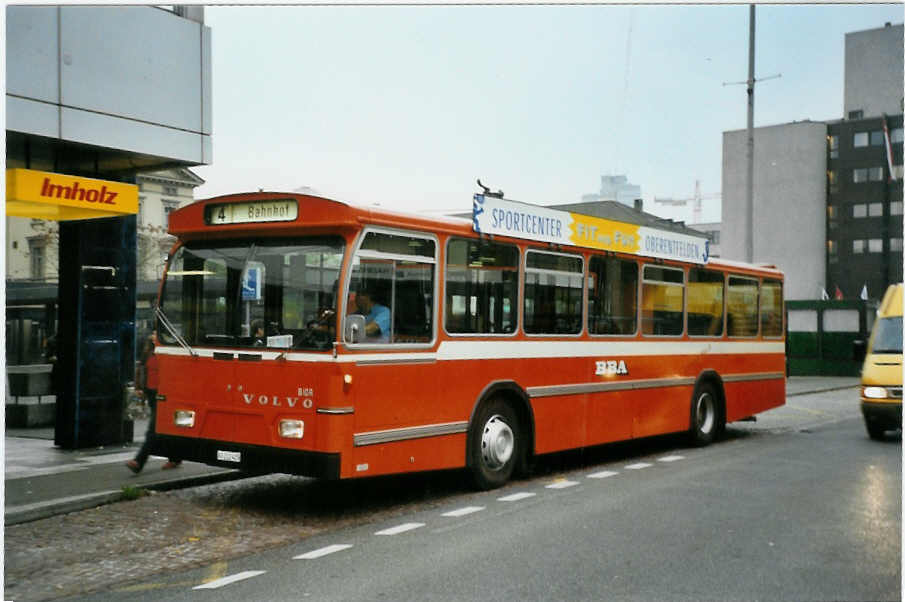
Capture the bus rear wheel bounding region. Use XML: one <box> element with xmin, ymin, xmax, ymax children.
<box><xmin>689</xmin><ymin>383</ymin><xmax>722</xmax><ymax>446</ymax></box>
<box><xmin>469</xmin><ymin>399</ymin><xmax>521</xmax><ymax>490</ymax></box>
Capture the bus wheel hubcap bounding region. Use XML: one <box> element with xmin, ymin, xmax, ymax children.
<box><xmin>697</xmin><ymin>393</ymin><xmax>715</xmax><ymax>434</ymax></box>
<box><xmin>481</xmin><ymin>415</ymin><xmax>514</xmax><ymax>470</ymax></box>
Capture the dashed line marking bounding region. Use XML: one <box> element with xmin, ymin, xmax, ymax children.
<box><xmin>193</xmin><ymin>570</ymin><xmax>266</xmax><ymax>589</ymax></box>
<box><xmin>375</xmin><ymin>522</ymin><xmax>425</xmax><ymax>535</ymax></box>
<box><xmin>294</xmin><ymin>544</ymin><xmax>354</xmax><ymax>559</ymax></box>
<box><xmin>546</xmin><ymin>480</ymin><xmax>579</xmax><ymax>490</ymax></box>
<box><xmin>587</xmin><ymin>470</ymin><xmax>619</xmax><ymax>479</ymax></box>
<box><xmin>658</xmin><ymin>455</ymin><xmax>685</xmax><ymax>463</ymax></box>
<box><xmin>625</xmin><ymin>462</ymin><xmax>653</xmax><ymax>470</ymax></box>
<box><xmin>498</xmin><ymin>492</ymin><xmax>537</xmax><ymax>502</ymax></box>
<box><xmin>442</xmin><ymin>506</ymin><xmax>485</xmax><ymax>517</ymax></box>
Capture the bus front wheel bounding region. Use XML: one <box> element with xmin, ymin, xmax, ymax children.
<box><xmin>469</xmin><ymin>398</ymin><xmax>521</xmax><ymax>490</ymax></box>
<box><xmin>689</xmin><ymin>382</ymin><xmax>722</xmax><ymax>446</ymax></box>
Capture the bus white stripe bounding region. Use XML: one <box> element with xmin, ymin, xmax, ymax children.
<box><xmin>156</xmin><ymin>340</ymin><xmax>784</xmax><ymax>363</ymax></box>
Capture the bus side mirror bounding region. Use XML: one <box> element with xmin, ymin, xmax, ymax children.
<box><xmin>344</xmin><ymin>314</ymin><xmax>366</xmax><ymax>344</ymax></box>
<box><xmin>852</xmin><ymin>339</ymin><xmax>867</xmax><ymax>363</ymax></box>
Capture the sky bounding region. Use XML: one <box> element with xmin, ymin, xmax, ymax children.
<box><xmin>192</xmin><ymin>3</ymin><xmax>905</xmax><ymax>224</ymax></box>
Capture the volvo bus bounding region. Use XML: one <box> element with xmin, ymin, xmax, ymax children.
<box><xmin>151</xmin><ymin>190</ymin><xmax>785</xmax><ymax>489</ymax></box>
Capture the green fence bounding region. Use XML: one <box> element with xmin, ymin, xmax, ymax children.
<box><xmin>786</xmin><ymin>299</ymin><xmax>877</xmax><ymax>376</ymax></box>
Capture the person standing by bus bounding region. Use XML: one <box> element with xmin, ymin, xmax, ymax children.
<box><xmin>127</xmin><ymin>332</ymin><xmax>181</xmax><ymax>473</ymax></box>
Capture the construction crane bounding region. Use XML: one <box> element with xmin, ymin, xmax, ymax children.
<box><xmin>653</xmin><ymin>180</ymin><xmax>720</xmax><ymax>225</ymax></box>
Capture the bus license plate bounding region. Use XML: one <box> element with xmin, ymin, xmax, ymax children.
<box><xmin>217</xmin><ymin>450</ymin><xmax>241</xmax><ymax>463</ymax></box>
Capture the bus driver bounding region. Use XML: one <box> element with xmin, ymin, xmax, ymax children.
<box><xmin>355</xmin><ymin>286</ymin><xmax>390</xmax><ymax>343</ymax></box>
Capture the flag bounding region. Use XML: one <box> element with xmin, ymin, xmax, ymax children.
<box><xmin>821</xmin><ymin>288</ymin><xmax>829</xmax><ymax>300</ymax></box>
<box><xmin>883</xmin><ymin>115</ymin><xmax>896</xmax><ymax>182</ymax></box>
<box><xmin>860</xmin><ymin>284</ymin><xmax>868</xmax><ymax>300</ymax></box>
<box><xmin>834</xmin><ymin>285</ymin><xmax>844</xmax><ymax>300</ymax></box>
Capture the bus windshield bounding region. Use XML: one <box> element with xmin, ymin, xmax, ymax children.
<box><xmin>158</xmin><ymin>236</ymin><xmax>344</xmax><ymax>351</ymax></box>
<box><xmin>871</xmin><ymin>316</ymin><xmax>903</xmax><ymax>355</ymax></box>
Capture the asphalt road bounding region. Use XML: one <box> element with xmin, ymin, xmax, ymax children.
<box><xmin>72</xmin><ymin>387</ymin><xmax>901</xmax><ymax>602</ymax></box>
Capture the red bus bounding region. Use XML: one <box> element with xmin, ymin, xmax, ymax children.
<box><xmin>152</xmin><ymin>190</ymin><xmax>785</xmax><ymax>489</ymax></box>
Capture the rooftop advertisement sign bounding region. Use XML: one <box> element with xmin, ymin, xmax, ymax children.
<box><xmin>472</xmin><ymin>194</ymin><xmax>710</xmax><ymax>264</ymax></box>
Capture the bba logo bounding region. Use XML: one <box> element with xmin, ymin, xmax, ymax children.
<box><xmin>595</xmin><ymin>359</ymin><xmax>628</xmax><ymax>376</ymax></box>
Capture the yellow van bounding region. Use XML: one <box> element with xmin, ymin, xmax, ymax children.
<box><xmin>859</xmin><ymin>283</ymin><xmax>903</xmax><ymax>439</ymax></box>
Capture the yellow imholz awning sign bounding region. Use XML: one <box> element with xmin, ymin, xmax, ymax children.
<box><xmin>6</xmin><ymin>168</ymin><xmax>138</xmax><ymax>221</ymax></box>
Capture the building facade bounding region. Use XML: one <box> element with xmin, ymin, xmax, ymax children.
<box><xmin>721</xmin><ymin>23</ymin><xmax>903</xmax><ymax>301</ymax></box>
<box><xmin>582</xmin><ymin>174</ymin><xmax>642</xmax><ymax>207</ymax></box>
<box><xmin>826</xmin><ymin>115</ymin><xmax>904</xmax><ymax>299</ymax></box>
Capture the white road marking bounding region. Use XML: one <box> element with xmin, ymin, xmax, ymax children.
<box><xmin>193</xmin><ymin>570</ymin><xmax>266</xmax><ymax>589</ymax></box>
<box><xmin>498</xmin><ymin>492</ymin><xmax>537</xmax><ymax>502</ymax></box>
<box><xmin>442</xmin><ymin>506</ymin><xmax>485</xmax><ymax>517</ymax></box>
<box><xmin>293</xmin><ymin>544</ymin><xmax>353</xmax><ymax>560</ymax></box>
<box><xmin>625</xmin><ymin>462</ymin><xmax>653</xmax><ymax>470</ymax></box>
<box><xmin>587</xmin><ymin>470</ymin><xmax>619</xmax><ymax>479</ymax></box>
<box><xmin>658</xmin><ymin>455</ymin><xmax>685</xmax><ymax>463</ymax></box>
<box><xmin>546</xmin><ymin>480</ymin><xmax>579</xmax><ymax>490</ymax></box>
<box><xmin>375</xmin><ymin>522</ymin><xmax>425</xmax><ymax>535</ymax></box>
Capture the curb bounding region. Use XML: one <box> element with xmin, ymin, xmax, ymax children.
<box><xmin>5</xmin><ymin>469</ymin><xmax>245</xmax><ymax>526</ymax></box>
<box><xmin>787</xmin><ymin>384</ymin><xmax>860</xmax><ymax>397</ymax></box>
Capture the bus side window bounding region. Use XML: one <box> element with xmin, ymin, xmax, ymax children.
<box><xmin>588</xmin><ymin>255</ymin><xmax>638</xmax><ymax>335</ymax></box>
<box><xmin>348</xmin><ymin>231</ymin><xmax>436</xmax><ymax>345</ymax></box>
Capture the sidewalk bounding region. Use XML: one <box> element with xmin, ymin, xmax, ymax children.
<box><xmin>3</xmin><ymin>376</ymin><xmax>861</xmax><ymax>525</ymax></box>
<box><xmin>5</xmin><ymin>415</ymin><xmax>243</xmax><ymax>525</ymax></box>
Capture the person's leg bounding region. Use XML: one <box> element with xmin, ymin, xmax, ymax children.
<box><xmin>128</xmin><ymin>393</ymin><xmax>157</xmax><ymax>472</ymax></box>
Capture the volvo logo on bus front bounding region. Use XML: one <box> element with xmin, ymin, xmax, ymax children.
<box><xmin>596</xmin><ymin>360</ymin><xmax>628</xmax><ymax>376</ymax></box>
<box><xmin>242</xmin><ymin>393</ymin><xmax>314</xmax><ymax>409</ymax></box>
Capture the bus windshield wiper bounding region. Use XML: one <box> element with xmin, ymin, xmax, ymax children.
<box><xmin>156</xmin><ymin>306</ymin><xmax>197</xmax><ymax>357</ymax></box>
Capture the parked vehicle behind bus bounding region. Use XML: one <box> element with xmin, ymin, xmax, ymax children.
<box><xmin>858</xmin><ymin>283</ymin><xmax>903</xmax><ymax>440</ymax></box>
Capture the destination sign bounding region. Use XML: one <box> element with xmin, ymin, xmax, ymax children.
<box><xmin>205</xmin><ymin>199</ymin><xmax>298</xmax><ymax>225</ymax></box>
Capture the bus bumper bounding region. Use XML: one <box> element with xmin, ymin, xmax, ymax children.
<box><xmin>152</xmin><ymin>434</ymin><xmax>341</xmax><ymax>479</ymax></box>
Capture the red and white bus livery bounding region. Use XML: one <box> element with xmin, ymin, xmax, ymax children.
<box><xmin>152</xmin><ymin>190</ymin><xmax>785</xmax><ymax>489</ymax></box>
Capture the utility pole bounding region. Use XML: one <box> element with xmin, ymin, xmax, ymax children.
<box><xmin>724</xmin><ymin>5</ymin><xmax>780</xmax><ymax>263</ymax></box>
<box><xmin>745</xmin><ymin>4</ymin><xmax>755</xmax><ymax>263</ymax></box>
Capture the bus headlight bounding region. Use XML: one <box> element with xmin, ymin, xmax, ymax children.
<box><xmin>863</xmin><ymin>386</ymin><xmax>889</xmax><ymax>399</ymax></box>
<box><xmin>279</xmin><ymin>419</ymin><xmax>305</xmax><ymax>439</ymax></box>
<box><xmin>174</xmin><ymin>410</ymin><xmax>196</xmax><ymax>427</ymax></box>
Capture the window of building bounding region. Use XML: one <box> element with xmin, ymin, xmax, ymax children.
<box><xmin>164</xmin><ymin>186</ymin><xmax>179</xmax><ymax>196</ymax></box>
<box><xmin>641</xmin><ymin>265</ymin><xmax>684</xmax><ymax>336</ymax></box>
<box><xmin>524</xmin><ymin>251</ymin><xmax>583</xmax><ymax>335</ymax></box>
<box><xmin>853</xmin><ymin>168</ymin><xmax>868</xmax><ymax>183</ymax></box>
<box><xmin>869</xmin><ymin>167</ymin><xmax>884</xmax><ymax>181</ymax></box>
<box><xmin>687</xmin><ymin>268</ymin><xmax>724</xmax><ymax>337</ymax></box>
<box><xmin>853</xmin><ymin>239</ymin><xmax>865</xmax><ymax>254</ymax></box>
<box><xmin>445</xmin><ymin>238</ymin><xmax>518</xmax><ymax>335</ymax></box>
<box><xmin>707</xmin><ymin>230</ymin><xmax>720</xmax><ymax>245</ymax></box>
<box><xmin>853</xmin><ymin>204</ymin><xmax>867</xmax><ymax>218</ymax></box>
<box><xmin>849</xmin><ymin>110</ymin><xmax>864</xmax><ymax>120</ymax></box>
<box><xmin>870</xmin><ymin>131</ymin><xmax>885</xmax><ymax>146</ymax></box>
<box><xmin>760</xmin><ymin>279</ymin><xmax>783</xmax><ymax>338</ymax></box>
<box><xmin>828</xmin><ymin>135</ymin><xmax>839</xmax><ymax>158</ymax></box>
<box><xmin>28</xmin><ymin>239</ymin><xmax>45</xmax><ymax>280</ymax></box>
<box><xmin>162</xmin><ymin>200</ymin><xmax>179</xmax><ymax>227</ymax></box>
<box><xmin>868</xmin><ymin>239</ymin><xmax>883</xmax><ymax>253</ymax></box>
<box><xmin>854</xmin><ymin>132</ymin><xmax>869</xmax><ymax>147</ymax></box>
<box><xmin>827</xmin><ymin>170</ymin><xmax>837</xmax><ymax>190</ymax></box>
<box><xmin>891</xmin><ymin>201</ymin><xmax>903</xmax><ymax>216</ymax></box>
<box><xmin>727</xmin><ymin>276</ymin><xmax>759</xmax><ymax>337</ymax></box>
<box><xmin>869</xmin><ymin>202</ymin><xmax>884</xmax><ymax>217</ymax></box>
<box><xmin>892</xmin><ymin>128</ymin><xmax>904</xmax><ymax>144</ymax></box>
<box><xmin>827</xmin><ymin>239</ymin><xmax>837</xmax><ymax>255</ymax></box>
<box><xmin>891</xmin><ymin>238</ymin><xmax>903</xmax><ymax>252</ymax></box>
<box><xmin>588</xmin><ymin>256</ymin><xmax>638</xmax><ymax>335</ymax></box>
